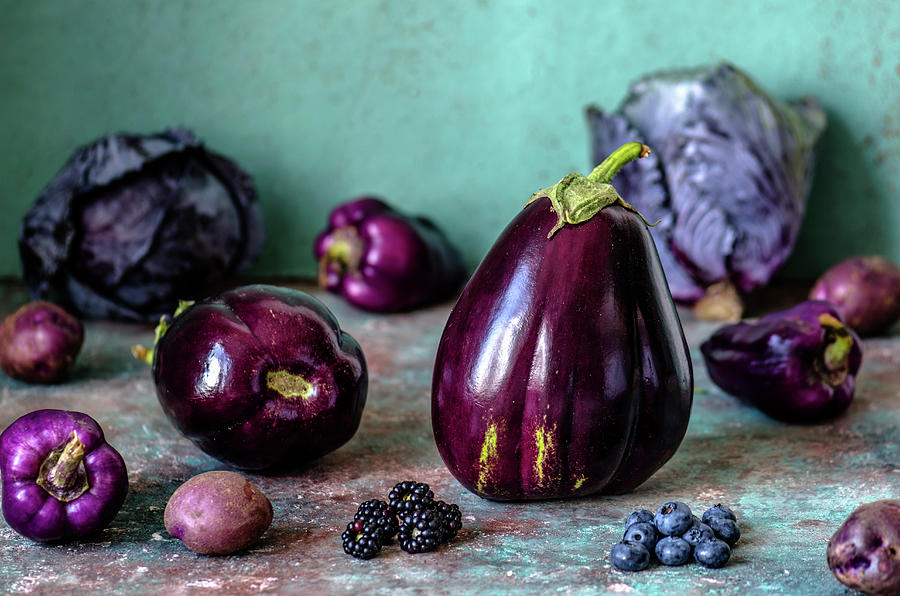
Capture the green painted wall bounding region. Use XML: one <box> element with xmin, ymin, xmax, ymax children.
<box><xmin>1</xmin><ymin>0</ymin><xmax>898</xmax><ymax>283</ymax></box>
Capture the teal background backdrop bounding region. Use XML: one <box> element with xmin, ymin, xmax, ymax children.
<box><xmin>1</xmin><ymin>0</ymin><xmax>898</xmax><ymax>283</ymax></box>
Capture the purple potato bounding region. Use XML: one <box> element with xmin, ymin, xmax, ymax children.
<box><xmin>314</xmin><ymin>197</ymin><xmax>465</xmax><ymax>312</ymax></box>
<box><xmin>827</xmin><ymin>499</ymin><xmax>900</xmax><ymax>595</ymax></box>
<box><xmin>432</xmin><ymin>143</ymin><xmax>693</xmax><ymax>500</ymax></box>
<box><xmin>0</xmin><ymin>301</ymin><xmax>84</xmax><ymax>383</ymax></box>
<box><xmin>164</xmin><ymin>471</ymin><xmax>273</xmax><ymax>555</ymax></box>
<box><xmin>701</xmin><ymin>300</ymin><xmax>862</xmax><ymax>422</ymax></box>
<box><xmin>809</xmin><ymin>255</ymin><xmax>900</xmax><ymax>336</ymax></box>
<box><xmin>19</xmin><ymin>129</ymin><xmax>265</xmax><ymax>322</ymax></box>
<box><xmin>0</xmin><ymin>409</ymin><xmax>128</xmax><ymax>542</ymax></box>
<box><xmin>587</xmin><ymin>63</ymin><xmax>825</xmax><ymax>305</ymax></box>
<box><xmin>150</xmin><ymin>284</ymin><xmax>367</xmax><ymax>470</ymax></box>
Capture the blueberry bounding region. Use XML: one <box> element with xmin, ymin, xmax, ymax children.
<box><xmin>694</xmin><ymin>538</ymin><xmax>732</xmax><ymax>568</ymax></box>
<box><xmin>682</xmin><ymin>521</ymin><xmax>715</xmax><ymax>547</ymax></box>
<box><xmin>610</xmin><ymin>541</ymin><xmax>651</xmax><ymax>571</ymax></box>
<box><xmin>655</xmin><ymin>536</ymin><xmax>692</xmax><ymax>566</ymax></box>
<box><xmin>654</xmin><ymin>501</ymin><xmax>693</xmax><ymax>536</ymax></box>
<box><xmin>701</xmin><ymin>504</ymin><xmax>737</xmax><ymax>524</ymax></box>
<box><xmin>706</xmin><ymin>516</ymin><xmax>741</xmax><ymax>546</ymax></box>
<box><xmin>624</xmin><ymin>509</ymin><xmax>655</xmax><ymax>530</ymax></box>
<box><xmin>623</xmin><ymin>521</ymin><xmax>658</xmax><ymax>551</ymax></box>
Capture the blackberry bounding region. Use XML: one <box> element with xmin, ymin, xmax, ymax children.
<box><xmin>355</xmin><ymin>499</ymin><xmax>399</xmax><ymax>544</ymax></box>
<box><xmin>341</xmin><ymin>519</ymin><xmax>382</xmax><ymax>560</ymax></box>
<box><xmin>434</xmin><ymin>500</ymin><xmax>462</xmax><ymax>541</ymax></box>
<box><xmin>398</xmin><ymin>507</ymin><xmax>444</xmax><ymax>553</ymax></box>
<box><xmin>388</xmin><ymin>481</ymin><xmax>434</xmax><ymax>515</ymax></box>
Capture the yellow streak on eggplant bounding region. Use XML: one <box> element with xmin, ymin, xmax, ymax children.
<box><xmin>534</xmin><ymin>423</ymin><xmax>556</xmax><ymax>487</ymax></box>
<box><xmin>476</xmin><ymin>422</ymin><xmax>499</xmax><ymax>493</ymax></box>
<box><xmin>573</xmin><ymin>475</ymin><xmax>588</xmax><ymax>490</ymax></box>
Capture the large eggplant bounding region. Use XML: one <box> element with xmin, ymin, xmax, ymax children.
<box><xmin>431</xmin><ymin>143</ymin><xmax>693</xmax><ymax>500</ymax></box>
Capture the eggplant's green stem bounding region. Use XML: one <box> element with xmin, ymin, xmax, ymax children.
<box><xmin>131</xmin><ymin>300</ymin><xmax>195</xmax><ymax>366</ymax></box>
<box><xmin>37</xmin><ymin>431</ymin><xmax>90</xmax><ymax>502</ymax></box>
<box><xmin>587</xmin><ymin>142</ymin><xmax>651</xmax><ymax>184</ymax></box>
<box><xmin>525</xmin><ymin>142</ymin><xmax>654</xmax><ymax>238</ymax></box>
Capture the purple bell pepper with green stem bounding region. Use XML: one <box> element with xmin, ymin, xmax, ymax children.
<box><xmin>701</xmin><ymin>300</ymin><xmax>862</xmax><ymax>422</ymax></box>
<box><xmin>432</xmin><ymin>143</ymin><xmax>693</xmax><ymax>500</ymax></box>
<box><xmin>143</xmin><ymin>284</ymin><xmax>367</xmax><ymax>470</ymax></box>
<box><xmin>0</xmin><ymin>409</ymin><xmax>128</xmax><ymax>542</ymax></box>
<box><xmin>314</xmin><ymin>197</ymin><xmax>465</xmax><ymax>312</ymax></box>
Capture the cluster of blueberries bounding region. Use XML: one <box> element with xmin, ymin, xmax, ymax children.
<box><xmin>610</xmin><ymin>502</ymin><xmax>741</xmax><ymax>571</ymax></box>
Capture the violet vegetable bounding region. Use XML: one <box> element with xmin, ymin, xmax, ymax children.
<box><xmin>19</xmin><ymin>129</ymin><xmax>265</xmax><ymax>323</ymax></box>
<box><xmin>827</xmin><ymin>499</ymin><xmax>900</xmax><ymax>595</ymax></box>
<box><xmin>0</xmin><ymin>301</ymin><xmax>84</xmax><ymax>383</ymax></box>
<box><xmin>809</xmin><ymin>255</ymin><xmax>900</xmax><ymax>336</ymax></box>
<box><xmin>165</xmin><ymin>471</ymin><xmax>273</xmax><ymax>555</ymax></box>
<box><xmin>0</xmin><ymin>409</ymin><xmax>128</xmax><ymax>542</ymax></box>
<box><xmin>587</xmin><ymin>63</ymin><xmax>826</xmax><ymax>312</ymax></box>
<box><xmin>314</xmin><ymin>197</ymin><xmax>465</xmax><ymax>312</ymax></box>
<box><xmin>431</xmin><ymin>143</ymin><xmax>693</xmax><ymax>500</ymax></box>
<box><xmin>701</xmin><ymin>300</ymin><xmax>862</xmax><ymax>422</ymax></box>
<box><xmin>144</xmin><ymin>284</ymin><xmax>367</xmax><ymax>470</ymax></box>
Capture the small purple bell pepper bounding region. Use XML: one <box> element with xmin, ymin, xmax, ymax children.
<box><xmin>145</xmin><ymin>284</ymin><xmax>367</xmax><ymax>470</ymax></box>
<box><xmin>314</xmin><ymin>197</ymin><xmax>465</xmax><ymax>312</ymax></box>
<box><xmin>701</xmin><ymin>301</ymin><xmax>863</xmax><ymax>422</ymax></box>
<box><xmin>0</xmin><ymin>409</ymin><xmax>129</xmax><ymax>542</ymax></box>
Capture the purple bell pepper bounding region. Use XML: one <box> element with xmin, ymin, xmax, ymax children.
<box><xmin>146</xmin><ymin>284</ymin><xmax>367</xmax><ymax>470</ymax></box>
<box><xmin>314</xmin><ymin>197</ymin><xmax>465</xmax><ymax>312</ymax></box>
<box><xmin>701</xmin><ymin>300</ymin><xmax>863</xmax><ymax>422</ymax></box>
<box><xmin>431</xmin><ymin>143</ymin><xmax>693</xmax><ymax>500</ymax></box>
<box><xmin>0</xmin><ymin>409</ymin><xmax>128</xmax><ymax>542</ymax></box>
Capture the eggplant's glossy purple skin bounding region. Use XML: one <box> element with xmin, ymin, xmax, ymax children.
<box><xmin>0</xmin><ymin>409</ymin><xmax>128</xmax><ymax>542</ymax></box>
<box><xmin>19</xmin><ymin>129</ymin><xmax>265</xmax><ymax>323</ymax></box>
<box><xmin>0</xmin><ymin>301</ymin><xmax>84</xmax><ymax>383</ymax></box>
<box><xmin>701</xmin><ymin>301</ymin><xmax>863</xmax><ymax>422</ymax></box>
<box><xmin>152</xmin><ymin>284</ymin><xmax>367</xmax><ymax>470</ymax></box>
<box><xmin>314</xmin><ymin>197</ymin><xmax>465</xmax><ymax>312</ymax></box>
<box><xmin>587</xmin><ymin>63</ymin><xmax>825</xmax><ymax>302</ymax></box>
<box><xmin>431</xmin><ymin>199</ymin><xmax>693</xmax><ymax>500</ymax></box>
<box><xmin>827</xmin><ymin>500</ymin><xmax>900</xmax><ymax>596</ymax></box>
<box><xmin>810</xmin><ymin>256</ymin><xmax>900</xmax><ymax>337</ymax></box>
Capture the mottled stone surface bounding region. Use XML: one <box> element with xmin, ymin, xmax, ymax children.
<box><xmin>0</xmin><ymin>280</ymin><xmax>897</xmax><ymax>595</ymax></box>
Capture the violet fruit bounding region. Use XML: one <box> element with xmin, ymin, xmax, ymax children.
<box><xmin>314</xmin><ymin>197</ymin><xmax>465</xmax><ymax>312</ymax></box>
<box><xmin>827</xmin><ymin>499</ymin><xmax>900</xmax><ymax>595</ymax></box>
<box><xmin>587</xmin><ymin>63</ymin><xmax>825</xmax><ymax>315</ymax></box>
<box><xmin>0</xmin><ymin>301</ymin><xmax>84</xmax><ymax>383</ymax></box>
<box><xmin>19</xmin><ymin>129</ymin><xmax>265</xmax><ymax>323</ymax></box>
<box><xmin>701</xmin><ymin>300</ymin><xmax>862</xmax><ymax>422</ymax></box>
<box><xmin>431</xmin><ymin>143</ymin><xmax>693</xmax><ymax>500</ymax></box>
<box><xmin>0</xmin><ymin>409</ymin><xmax>128</xmax><ymax>542</ymax></box>
<box><xmin>142</xmin><ymin>284</ymin><xmax>367</xmax><ymax>470</ymax></box>
<box><xmin>809</xmin><ymin>255</ymin><xmax>900</xmax><ymax>336</ymax></box>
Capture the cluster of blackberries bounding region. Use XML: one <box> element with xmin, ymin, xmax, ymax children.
<box><xmin>610</xmin><ymin>502</ymin><xmax>741</xmax><ymax>571</ymax></box>
<box><xmin>341</xmin><ymin>481</ymin><xmax>463</xmax><ymax>559</ymax></box>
